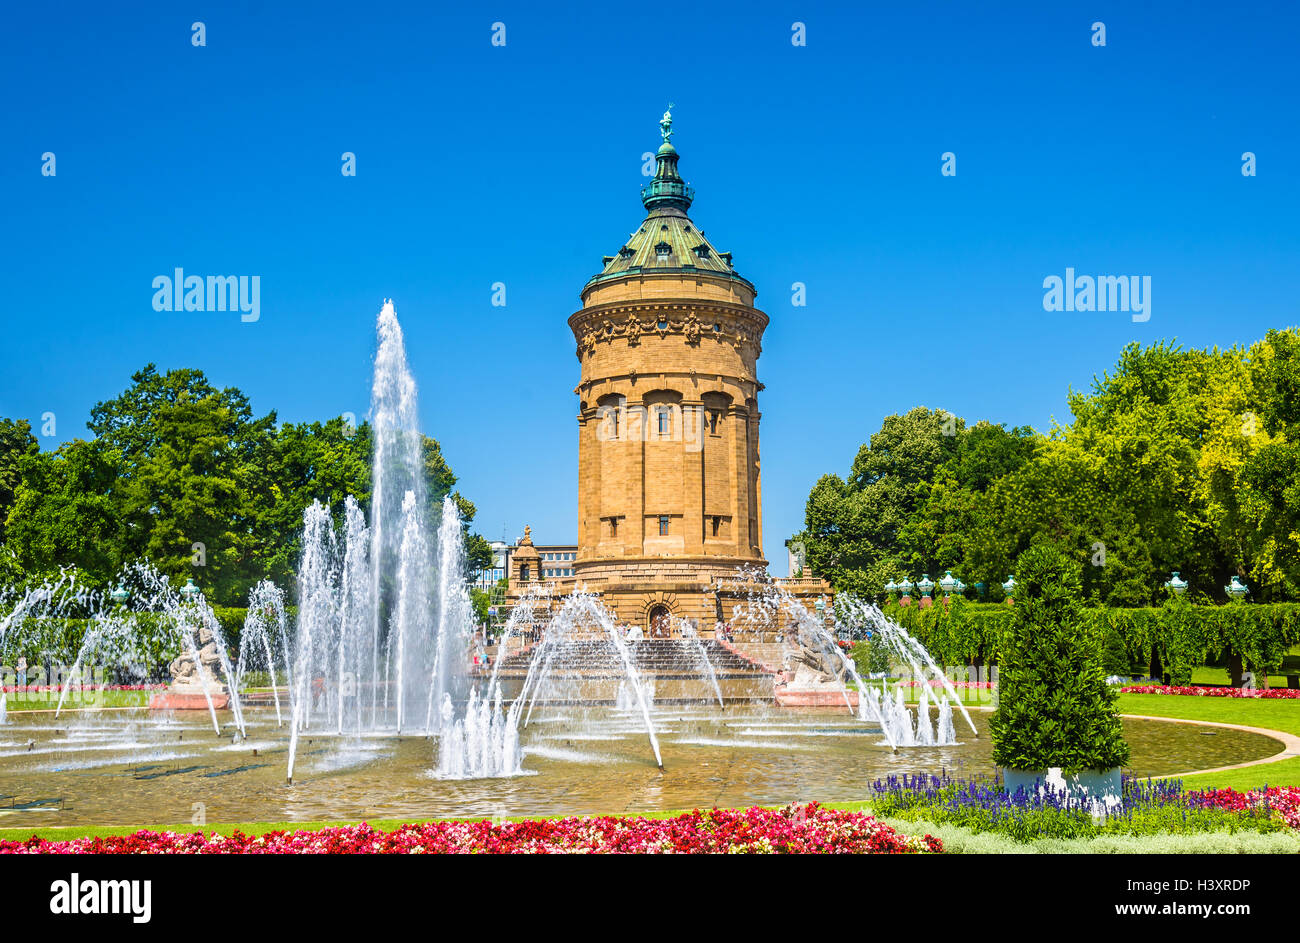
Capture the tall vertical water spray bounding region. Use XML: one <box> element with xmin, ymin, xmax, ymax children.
<box><xmin>426</xmin><ymin>494</ymin><xmax>474</xmax><ymax>733</ymax></box>
<box><xmin>369</xmin><ymin>300</ymin><xmax>435</xmax><ymax>734</ymax></box>
<box><xmin>285</xmin><ymin>301</ymin><xmax>474</xmax><ymax>782</ymax></box>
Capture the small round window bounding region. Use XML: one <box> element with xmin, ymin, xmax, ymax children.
<box><xmin>657</xmin><ymin>319</ymin><xmax>668</xmax><ymax>330</ymax></box>
<box><xmin>713</xmin><ymin>322</ymin><xmax>722</xmax><ymax>332</ymax></box>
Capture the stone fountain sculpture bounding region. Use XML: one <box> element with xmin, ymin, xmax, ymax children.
<box><xmin>773</xmin><ymin>617</ymin><xmax>857</xmax><ymax>709</ymax></box>
<box><xmin>150</xmin><ymin>620</ymin><xmax>231</xmax><ymax>710</ymax></box>
<box><xmin>168</xmin><ymin>621</ymin><xmax>226</xmax><ymax>689</ymax></box>
<box><xmin>781</xmin><ymin>624</ymin><xmax>849</xmax><ymax>689</ymax></box>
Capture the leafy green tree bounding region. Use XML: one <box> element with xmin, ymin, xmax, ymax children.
<box><xmin>797</xmin><ymin>407</ymin><xmax>962</xmax><ymax>594</ymax></box>
<box><xmin>0</xmin><ymin>418</ymin><xmax>39</xmax><ymax>543</ymax></box>
<box><xmin>86</xmin><ymin>365</ymin><xmax>278</xmax><ymax>605</ymax></box>
<box><xmin>1235</xmin><ymin>329</ymin><xmax>1300</xmax><ymax>598</ymax></box>
<box><xmin>990</xmin><ymin>544</ymin><xmax>1130</xmax><ymax>772</ymax></box>
<box><xmin>899</xmin><ymin>421</ymin><xmax>1036</xmax><ymax>588</ymax></box>
<box><xmin>5</xmin><ymin>440</ymin><xmax>126</xmax><ymax>584</ymax></box>
<box><xmin>262</xmin><ymin>417</ymin><xmax>372</xmax><ymax>586</ymax></box>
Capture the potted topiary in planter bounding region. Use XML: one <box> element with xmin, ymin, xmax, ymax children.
<box><xmin>990</xmin><ymin>544</ymin><xmax>1130</xmax><ymax>801</ymax></box>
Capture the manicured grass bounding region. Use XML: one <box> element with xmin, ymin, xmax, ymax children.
<box><xmin>900</xmin><ymin>687</ymin><xmax>995</xmax><ymax>707</ymax></box>
<box><xmin>4</xmin><ymin>690</ymin><xmax>153</xmax><ymax>711</ymax></box>
<box><xmin>1116</xmin><ymin>692</ymin><xmax>1300</xmax><ymax>736</ymax></box>
<box><xmin>1178</xmin><ymin>757</ymin><xmax>1300</xmax><ymax>790</ymax></box>
<box><xmin>1189</xmin><ymin>665</ymin><xmax>1299</xmax><ymax>688</ymax></box>
<box><xmin>1186</xmin><ymin>646</ymin><xmax>1300</xmax><ymax>688</ymax></box>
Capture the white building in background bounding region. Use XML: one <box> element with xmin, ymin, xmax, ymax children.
<box><xmin>471</xmin><ymin>537</ymin><xmax>579</xmax><ymax>591</ymax></box>
<box><xmin>472</xmin><ymin>540</ymin><xmax>511</xmax><ymax>592</ymax></box>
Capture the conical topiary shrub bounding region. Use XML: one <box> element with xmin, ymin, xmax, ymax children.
<box><xmin>990</xmin><ymin>544</ymin><xmax>1130</xmax><ymax>773</ymax></box>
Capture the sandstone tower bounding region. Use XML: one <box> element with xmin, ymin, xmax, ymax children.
<box><xmin>567</xmin><ymin>110</ymin><xmax>768</xmax><ymax>635</ymax></box>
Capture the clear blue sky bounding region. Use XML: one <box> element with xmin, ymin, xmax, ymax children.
<box><xmin>2</xmin><ymin>1</ymin><xmax>1297</xmax><ymax>572</ymax></box>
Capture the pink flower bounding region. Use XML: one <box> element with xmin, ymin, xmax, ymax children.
<box><xmin>1120</xmin><ymin>685</ymin><xmax>1300</xmax><ymax>699</ymax></box>
<box><xmin>0</xmin><ymin>804</ymin><xmax>942</xmax><ymax>855</ymax></box>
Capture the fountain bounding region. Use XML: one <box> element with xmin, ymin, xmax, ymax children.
<box><xmin>233</xmin><ymin>581</ymin><xmax>289</xmax><ymax>726</ymax></box>
<box><xmin>720</xmin><ymin>573</ymin><xmax>971</xmax><ymax>748</ymax></box>
<box><xmin>0</xmin><ymin>297</ymin><xmax>1022</xmax><ymax>819</ymax></box>
<box><xmin>833</xmin><ymin>595</ymin><xmax>979</xmax><ymax>740</ymax></box>
<box><xmin>674</xmin><ymin>617</ymin><xmax>724</xmax><ymax>709</ymax></box>
<box><xmin>487</xmin><ymin>581</ymin><xmax>556</xmax><ymax>694</ymax></box>
<box><xmin>513</xmin><ymin>591</ymin><xmax>663</xmax><ymax>769</ymax></box>
<box><xmin>283</xmin><ymin>301</ymin><xmax>477</xmax><ymax>781</ymax></box>
<box><xmin>435</xmin><ymin>685</ymin><xmax>523</xmax><ymax>779</ymax></box>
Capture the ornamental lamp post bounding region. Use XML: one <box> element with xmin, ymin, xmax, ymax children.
<box><xmin>1164</xmin><ymin>571</ymin><xmax>1188</xmax><ymax>596</ymax></box>
<box><xmin>917</xmin><ymin>574</ymin><xmax>935</xmax><ymax>609</ymax></box>
<box><xmin>897</xmin><ymin>576</ymin><xmax>914</xmax><ymax>608</ymax></box>
<box><xmin>1001</xmin><ymin>575</ymin><xmax>1016</xmax><ymax>606</ymax></box>
<box><xmin>1224</xmin><ymin>575</ymin><xmax>1249</xmax><ymax>603</ymax></box>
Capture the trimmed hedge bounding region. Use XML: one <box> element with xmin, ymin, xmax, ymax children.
<box><xmin>0</xmin><ymin>606</ymin><xmax>294</xmax><ymax>675</ymax></box>
<box><xmin>880</xmin><ymin>598</ymin><xmax>1300</xmax><ymax>687</ymax></box>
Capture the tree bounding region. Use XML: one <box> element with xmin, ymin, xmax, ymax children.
<box><xmin>86</xmin><ymin>365</ymin><xmax>278</xmax><ymax>605</ymax></box>
<box><xmin>0</xmin><ymin>418</ymin><xmax>39</xmax><ymax>544</ymax></box>
<box><xmin>797</xmin><ymin>407</ymin><xmax>962</xmax><ymax>594</ymax></box>
<box><xmin>262</xmin><ymin>418</ymin><xmax>372</xmax><ymax>586</ymax></box>
<box><xmin>5</xmin><ymin>440</ymin><xmax>126</xmax><ymax>584</ymax></box>
<box><xmin>990</xmin><ymin>544</ymin><xmax>1130</xmax><ymax>772</ymax></box>
<box><xmin>1234</xmin><ymin>330</ymin><xmax>1300</xmax><ymax>598</ymax></box>
<box><xmin>898</xmin><ymin>421</ymin><xmax>1036</xmax><ymax>590</ymax></box>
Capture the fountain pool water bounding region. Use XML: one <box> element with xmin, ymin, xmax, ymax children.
<box><xmin>0</xmin><ymin>705</ymin><xmax>1276</xmax><ymax>827</ymax></box>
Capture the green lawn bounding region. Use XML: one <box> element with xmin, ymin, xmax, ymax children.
<box><xmin>5</xmin><ymin>689</ymin><xmax>153</xmax><ymax>711</ymax></box>
<box><xmin>1116</xmin><ymin>692</ymin><xmax>1300</xmax><ymax>736</ymax></box>
<box><xmin>1188</xmin><ymin>665</ymin><xmax>1300</xmax><ymax>688</ymax></box>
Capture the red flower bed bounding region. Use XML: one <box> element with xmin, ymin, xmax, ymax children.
<box><xmin>1120</xmin><ymin>684</ymin><xmax>1300</xmax><ymax>699</ymax></box>
<box><xmin>0</xmin><ymin>804</ymin><xmax>940</xmax><ymax>855</ymax></box>
<box><xmin>1188</xmin><ymin>787</ymin><xmax>1300</xmax><ymax>829</ymax></box>
<box><xmin>1</xmin><ymin>684</ymin><xmax>167</xmax><ymax>693</ymax></box>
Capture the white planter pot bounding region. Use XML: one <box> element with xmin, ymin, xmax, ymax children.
<box><xmin>1000</xmin><ymin>766</ymin><xmax>1122</xmax><ymax>803</ymax></box>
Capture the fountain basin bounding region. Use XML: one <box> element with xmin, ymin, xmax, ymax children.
<box><xmin>148</xmin><ymin>691</ymin><xmax>230</xmax><ymax>711</ymax></box>
<box><xmin>0</xmin><ymin>707</ymin><xmax>1277</xmax><ymax>829</ymax></box>
<box><xmin>776</xmin><ymin>688</ymin><xmax>859</xmax><ymax>708</ymax></box>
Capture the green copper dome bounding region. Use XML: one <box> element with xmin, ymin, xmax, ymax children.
<box><xmin>584</xmin><ymin>108</ymin><xmax>754</xmax><ymax>295</ymax></box>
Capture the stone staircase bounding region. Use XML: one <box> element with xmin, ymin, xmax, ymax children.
<box><xmin>489</xmin><ymin>638</ymin><xmax>776</xmax><ymax>704</ymax></box>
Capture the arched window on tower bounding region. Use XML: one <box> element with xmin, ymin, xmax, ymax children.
<box><xmin>596</xmin><ymin>393</ymin><xmax>626</xmax><ymax>442</ymax></box>
<box><xmin>702</xmin><ymin>392</ymin><xmax>731</xmax><ymax>437</ymax></box>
